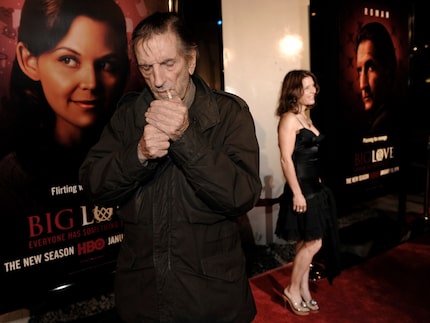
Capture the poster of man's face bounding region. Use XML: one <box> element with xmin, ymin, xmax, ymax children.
<box><xmin>339</xmin><ymin>2</ymin><xmax>408</xmax><ymax>139</ymax></box>
<box><xmin>355</xmin><ymin>21</ymin><xmax>397</xmax><ymax>132</ymax></box>
<box><xmin>310</xmin><ymin>0</ymin><xmax>409</xmax><ymax>211</ymax></box>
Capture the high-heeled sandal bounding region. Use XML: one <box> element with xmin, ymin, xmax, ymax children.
<box><xmin>281</xmin><ymin>291</ymin><xmax>310</xmax><ymax>316</ymax></box>
<box><xmin>301</xmin><ymin>299</ymin><xmax>320</xmax><ymax>312</ymax></box>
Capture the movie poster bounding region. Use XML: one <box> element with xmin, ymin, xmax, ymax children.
<box><xmin>337</xmin><ymin>0</ymin><xmax>409</xmax><ymax>206</ymax></box>
<box><xmin>0</xmin><ymin>0</ymin><xmax>167</xmax><ymax>311</ymax></box>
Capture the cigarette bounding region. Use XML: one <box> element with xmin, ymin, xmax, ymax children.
<box><xmin>167</xmin><ymin>90</ymin><xmax>173</xmax><ymax>100</ymax></box>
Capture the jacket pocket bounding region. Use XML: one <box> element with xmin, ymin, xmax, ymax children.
<box><xmin>201</xmin><ymin>250</ymin><xmax>245</xmax><ymax>282</ymax></box>
<box><xmin>116</xmin><ymin>240</ymin><xmax>153</xmax><ymax>270</ymax></box>
<box><xmin>116</xmin><ymin>199</ymin><xmax>139</xmax><ymax>224</ymax></box>
<box><xmin>116</xmin><ymin>241</ymin><xmax>136</xmax><ymax>270</ymax></box>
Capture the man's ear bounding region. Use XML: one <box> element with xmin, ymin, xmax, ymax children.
<box><xmin>188</xmin><ymin>49</ymin><xmax>197</xmax><ymax>75</ymax></box>
<box><xmin>16</xmin><ymin>42</ymin><xmax>40</xmax><ymax>81</ymax></box>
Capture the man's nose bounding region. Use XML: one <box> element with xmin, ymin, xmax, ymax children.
<box><xmin>359</xmin><ymin>71</ymin><xmax>369</xmax><ymax>90</ymax></box>
<box><xmin>152</xmin><ymin>65</ymin><xmax>165</xmax><ymax>88</ymax></box>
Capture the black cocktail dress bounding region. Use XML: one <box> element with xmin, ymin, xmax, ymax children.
<box><xmin>275</xmin><ymin>128</ymin><xmax>341</xmax><ymax>282</ymax></box>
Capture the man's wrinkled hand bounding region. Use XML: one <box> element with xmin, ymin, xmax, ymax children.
<box><xmin>138</xmin><ymin>124</ymin><xmax>170</xmax><ymax>161</ymax></box>
<box><xmin>145</xmin><ymin>96</ymin><xmax>189</xmax><ymax>141</ymax></box>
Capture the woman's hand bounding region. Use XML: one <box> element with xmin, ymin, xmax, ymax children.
<box><xmin>293</xmin><ymin>193</ymin><xmax>307</xmax><ymax>213</ymax></box>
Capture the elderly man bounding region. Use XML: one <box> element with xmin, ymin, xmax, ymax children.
<box><xmin>79</xmin><ymin>12</ymin><xmax>261</xmax><ymax>323</ymax></box>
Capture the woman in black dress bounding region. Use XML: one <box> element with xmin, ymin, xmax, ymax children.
<box><xmin>275</xmin><ymin>70</ymin><xmax>340</xmax><ymax>316</ymax></box>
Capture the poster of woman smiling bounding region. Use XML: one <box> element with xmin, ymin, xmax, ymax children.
<box><xmin>0</xmin><ymin>0</ymin><xmax>167</xmax><ymax>313</ymax></box>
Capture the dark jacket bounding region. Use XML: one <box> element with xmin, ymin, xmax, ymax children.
<box><xmin>79</xmin><ymin>75</ymin><xmax>262</xmax><ymax>322</ymax></box>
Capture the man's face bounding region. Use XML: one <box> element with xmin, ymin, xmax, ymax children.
<box><xmin>134</xmin><ymin>31</ymin><xmax>196</xmax><ymax>100</ymax></box>
<box><xmin>356</xmin><ymin>39</ymin><xmax>388</xmax><ymax>112</ymax></box>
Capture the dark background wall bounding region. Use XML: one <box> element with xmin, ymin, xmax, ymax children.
<box><xmin>179</xmin><ymin>0</ymin><xmax>224</xmax><ymax>90</ymax></box>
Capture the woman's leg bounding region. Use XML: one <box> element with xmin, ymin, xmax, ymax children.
<box><xmin>300</xmin><ymin>239</ymin><xmax>322</xmax><ymax>302</ymax></box>
<box><xmin>285</xmin><ymin>239</ymin><xmax>322</xmax><ymax>302</ymax></box>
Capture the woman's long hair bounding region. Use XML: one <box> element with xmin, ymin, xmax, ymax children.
<box><xmin>276</xmin><ymin>70</ymin><xmax>320</xmax><ymax>116</ymax></box>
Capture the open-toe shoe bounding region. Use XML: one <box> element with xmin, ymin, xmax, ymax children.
<box><xmin>301</xmin><ymin>299</ymin><xmax>320</xmax><ymax>312</ymax></box>
<box><xmin>281</xmin><ymin>291</ymin><xmax>310</xmax><ymax>316</ymax></box>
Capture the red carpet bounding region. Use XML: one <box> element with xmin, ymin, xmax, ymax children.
<box><xmin>250</xmin><ymin>232</ymin><xmax>430</xmax><ymax>322</ymax></box>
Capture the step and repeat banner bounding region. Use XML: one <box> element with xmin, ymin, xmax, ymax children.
<box><xmin>0</xmin><ymin>0</ymin><xmax>167</xmax><ymax>312</ymax></box>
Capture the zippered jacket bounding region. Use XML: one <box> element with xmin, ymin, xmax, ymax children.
<box><xmin>79</xmin><ymin>74</ymin><xmax>262</xmax><ymax>322</ymax></box>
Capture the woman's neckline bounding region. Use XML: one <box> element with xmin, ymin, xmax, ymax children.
<box><xmin>298</xmin><ymin>127</ymin><xmax>320</xmax><ymax>137</ymax></box>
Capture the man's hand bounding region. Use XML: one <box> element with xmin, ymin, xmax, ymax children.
<box><xmin>138</xmin><ymin>124</ymin><xmax>170</xmax><ymax>161</ymax></box>
<box><xmin>145</xmin><ymin>93</ymin><xmax>189</xmax><ymax>141</ymax></box>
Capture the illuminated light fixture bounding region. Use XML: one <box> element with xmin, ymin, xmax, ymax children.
<box><xmin>279</xmin><ymin>34</ymin><xmax>303</xmax><ymax>58</ymax></box>
<box><xmin>50</xmin><ymin>283</ymin><xmax>73</xmax><ymax>292</ymax></box>
<box><xmin>168</xmin><ymin>0</ymin><xmax>175</xmax><ymax>12</ymax></box>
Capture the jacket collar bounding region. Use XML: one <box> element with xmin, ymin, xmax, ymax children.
<box><xmin>189</xmin><ymin>74</ymin><xmax>220</xmax><ymax>131</ymax></box>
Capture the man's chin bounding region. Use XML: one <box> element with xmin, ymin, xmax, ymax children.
<box><xmin>363</xmin><ymin>100</ymin><xmax>373</xmax><ymax>111</ymax></box>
